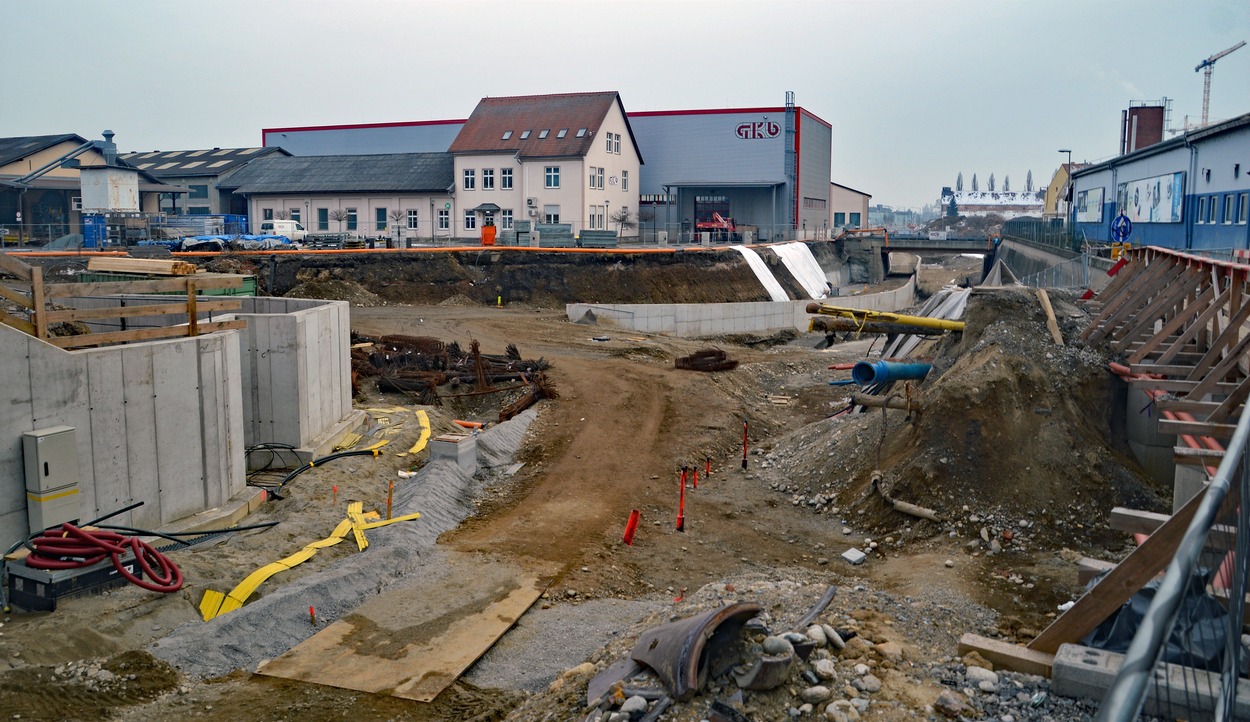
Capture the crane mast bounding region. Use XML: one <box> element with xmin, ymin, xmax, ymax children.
<box><xmin>1195</xmin><ymin>40</ymin><xmax>1245</xmax><ymax>127</ymax></box>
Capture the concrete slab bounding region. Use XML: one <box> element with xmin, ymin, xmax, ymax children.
<box><xmin>288</xmin><ymin>409</ymin><xmax>369</xmax><ymax>467</ymax></box>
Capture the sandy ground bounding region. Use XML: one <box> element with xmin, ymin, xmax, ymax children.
<box><xmin>0</xmin><ymin>254</ymin><xmax>1159</xmax><ymax>721</ymax></box>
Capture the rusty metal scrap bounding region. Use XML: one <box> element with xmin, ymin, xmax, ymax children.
<box><xmin>675</xmin><ymin>349</ymin><xmax>739</xmax><ymax>372</ymax></box>
<box><xmin>498</xmin><ymin>373</ymin><xmax>559</xmax><ymax>422</ymax></box>
<box><xmin>629</xmin><ymin>602</ymin><xmax>762</xmax><ymax>701</ymax></box>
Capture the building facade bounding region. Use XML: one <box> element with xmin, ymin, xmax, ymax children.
<box><xmin>119</xmin><ymin>147</ymin><xmax>290</xmax><ymax>216</ymax></box>
<box><xmin>830</xmin><ymin>182</ymin><xmax>871</xmax><ymax>230</ymax></box>
<box><xmin>448</xmin><ymin>92</ymin><xmax>641</xmax><ymax>238</ymax></box>
<box><xmin>1072</xmin><ymin>111</ymin><xmax>1250</xmax><ymax>250</ymax></box>
<box><xmin>262</xmin><ymin>92</ymin><xmax>839</xmax><ymax>242</ymax></box>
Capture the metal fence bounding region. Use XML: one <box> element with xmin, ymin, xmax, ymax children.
<box><xmin>1001</xmin><ymin>218</ymin><xmax>1079</xmax><ymax>251</ymax></box>
<box><xmin>1018</xmin><ymin>252</ymin><xmax>1093</xmax><ymax>289</ymax></box>
<box><xmin>1097</xmin><ymin>410</ymin><xmax>1250</xmax><ymax>721</ymax></box>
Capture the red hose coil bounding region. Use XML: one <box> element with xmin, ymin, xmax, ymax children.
<box><xmin>24</xmin><ymin>523</ymin><xmax>184</xmax><ymax>593</ymax></box>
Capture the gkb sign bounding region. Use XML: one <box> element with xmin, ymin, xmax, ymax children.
<box><xmin>735</xmin><ymin>121</ymin><xmax>781</xmax><ymax>139</ymax></box>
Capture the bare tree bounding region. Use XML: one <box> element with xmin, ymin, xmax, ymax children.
<box><xmin>637</xmin><ymin>206</ymin><xmax>656</xmax><ymax>241</ymax></box>
<box><xmin>388</xmin><ymin>208</ymin><xmax>406</xmax><ymax>239</ymax></box>
<box><xmin>274</xmin><ymin>209</ymin><xmax>291</xmax><ymax>220</ymax></box>
<box><xmin>329</xmin><ymin>208</ymin><xmax>349</xmax><ymax>234</ymax></box>
<box><xmin>610</xmin><ymin>207</ymin><xmax>637</xmax><ymax>236</ymax></box>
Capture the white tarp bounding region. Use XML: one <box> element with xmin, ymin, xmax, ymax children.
<box><xmin>771</xmin><ymin>242</ymin><xmax>830</xmax><ymax>299</ymax></box>
<box><xmin>729</xmin><ymin>245</ymin><xmax>789</xmax><ymax>302</ymax></box>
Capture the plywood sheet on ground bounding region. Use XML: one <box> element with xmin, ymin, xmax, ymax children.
<box><xmin>256</xmin><ymin>556</ymin><xmax>551</xmax><ymax>701</ymax></box>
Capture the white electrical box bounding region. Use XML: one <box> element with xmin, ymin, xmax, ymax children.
<box><xmin>23</xmin><ymin>425</ymin><xmax>81</xmax><ymax>531</ymax></box>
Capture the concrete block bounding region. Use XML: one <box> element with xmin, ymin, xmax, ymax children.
<box><xmin>1125</xmin><ymin>385</ymin><xmax>1174</xmax><ymax>446</ymax></box>
<box><xmin>1052</xmin><ymin>643</ymin><xmax>1250</xmax><ymax>719</ymax></box>
<box><xmin>1172</xmin><ymin>466</ymin><xmax>1210</xmax><ymax>514</ymax></box>
<box><xmin>841</xmin><ymin>548</ymin><xmax>867</xmax><ymax>565</ymax></box>
<box><xmin>429</xmin><ymin>433</ymin><xmax>478</xmax><ymax>474</ymax></box>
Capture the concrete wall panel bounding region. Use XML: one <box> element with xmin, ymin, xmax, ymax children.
<box><xmin>0</xmin><ymin>334</ymin><xmax>34</xmax><ymax>541</ymax></box>
<box><xmin>152</xmin><ymin>341</ymin><xmax>205</xmax><ymax>523</ymax></box>
<box><xmin>121</xmin><ymin>346</ymin><xmax>161</xmax><ymax>530</ymax></box>
<box><xmin>85</xmin><ymin>352</ymin><xmax>128</xmax><ymax>517</ymax></box>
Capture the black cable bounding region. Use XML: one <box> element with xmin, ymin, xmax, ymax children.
<box><xmin>259</xmin><ymin>448</ymin><xmax>387</xmax><ymax>500</ymax></box>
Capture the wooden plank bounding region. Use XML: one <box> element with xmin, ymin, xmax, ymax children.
<box><xmin>1108</xmin><ymin>507</ymin><xmax>1236</xmax><ymax>551</ymax></box>
<box><xmin>1156</xmin><ymin>398</ymin><xmax>1226</xmax><ymax>413</ymax></box>
<box><xmin>1111</xmin><ymin>268</ymin><xmax>1203</xmax><ymax>352</ymax></box>
<box><xmin>44</xmin><ymin>275</ymin><xmax>242</xmax><ymax>298</ymax></box>
<box><xmin>1185</xmin><ymin>291</ymin><xmax>1250</xmax><ymax>381</ymax></box>
<box><xmin>187</xmin><ymin>280</ymin><xmax>198</xmax><ymax>336</ymax></box>
<box><xmin>1156</xmin><ymin>283</ymin><xmax>1232</xmax><ymax>365</ymax></box>
<box><xmin>1129</xmin><ymin>363</ymin><xmax>1199</xmax><ymax>377</ymax></box>
<box><xmin>46</xmin><ymin>319</ymin><xmax>248</xmax><ymax>349</ymax></box>
<box><xmin>1079</xmin><ymin>259</ymin><xmax>1141</xmax><ymax>338</ymax></box>
<box><xmin>86</xmin><ymin>256</ymin><xmax>198</xmax><ymax>276</ymax></box>
<box><xmin>1129</xmin><ymin>378</ymin><xmax>1243</xmax><ymax>394</ymax></box>
<box><xmin>1036</xmin><ymin>289</ymin><xmax>1064</xmax><ymax>345</ymax></box>
<box><xmin>43</xmin><ymin>299</ymin><xmax>241</xmax><ymax>323</ymax></box>
<box><xmin>1127</xmin><ymin>282</ymin><xmax>1217</xmax><ymax>364</ymax></box>
<box><xmin>1209</xmin><ymin>374</ymin><xmax>1250</xmax><ymax>423</ymax></box>
<box><xmin>0</xmin><ymin>308</ymin><xmax>35</xmax><ymax>335</ymax></box>
<box><xmin>30</xmin><ymin>266</ymin><xmax>46</xmax><ymax>340</ymax></box>
<box><xmin>1088</xmin><ymin>261</ymin><xmax>1182</xmax><ymax>343</ymax></box>
<box><xmin>1157</xmin><ymin>418</ymin><xmax>1238</xmax><ymax>438</ymax></box>
<box><xmin>1082</xmin><ymin>259</ymin><xmax>1162</xmax><ymax>341</ymax></box>
<box><xmin>0</xmin><ymin>282</ymin><xmax>33</xmax><ymax>309</ymax></box>
<box><xmin>958</xmin><ymin>634</ymin><xmax>1054</xmax><ymax>677</ymax></box>
<box><xmin>0</xmin><ymin>252</ymin><xmax>34</xmax><ymax>280</ymax></box>
<box><xmin>1173</xmin><ymin>446</ymin><xmax>1225</xmax><ymax>465</ymax></box>
<box><xmin>1027</xmin><ymin>485</ymin><xmax>1207</xmax><ymax>654</ymax></box>
<box><xmin>257</xmin><ymin>557</ymin><xmax>553</xmax><ymax>701</ymax></box>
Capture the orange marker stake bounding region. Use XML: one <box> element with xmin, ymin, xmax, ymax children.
<box><xmin>387</xmin><ymin>480</ymin><xmax>394</xmax><ymax>520</ymax></box>
<box><xmin>309</xmin><ymin>606</ymin><xmax>317</xmax><ymax>626</ymax></box>
<box><xmin>692</xmin><ymin>468</ymin><xmax>699</xmax><ymax>489</ymax></box>
<box><xmin>706</xmin><ymin>456</ymin><xmax>711</xmax><ymax>478</ymax></box>
<box><xmin>332</xmin><ymin>485</ymin><xmax>338</xmax><ymax>505</ymax></box>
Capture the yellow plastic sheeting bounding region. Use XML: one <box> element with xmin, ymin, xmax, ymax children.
<box><xmin>199</xmin><ymin>502</ymin><xmax>421</xmax><ymax>621</ymax></box>
<box><xmin>333</xmin><ymin>432</ymin><xmax>363</xmax><ymax>451</ymax></box>
<box><xmin>408</xmin><ymin>409</ymin><xmax>431</xmax><ymax>454</ymax></box>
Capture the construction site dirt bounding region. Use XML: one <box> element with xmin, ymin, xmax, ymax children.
<box><xmin>0</xmin><ymin>251</ymin><xmax>1169</xmax><ymax>721</ymax></box>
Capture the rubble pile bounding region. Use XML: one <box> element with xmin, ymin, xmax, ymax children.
<box><xmin>760</xmin><ymin>287</ymin><xmax>1167</xmax><ymax>544</ymax></box>
<box><xmin>507</xmin><ymin>575</ymin><xmax>1103</xmax><ymax>721</ymax></box>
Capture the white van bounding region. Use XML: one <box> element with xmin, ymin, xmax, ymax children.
<box><xmin>257</xmin><ymin>219</ymin><xmax>308</xmax><ymax>242</ymax></box>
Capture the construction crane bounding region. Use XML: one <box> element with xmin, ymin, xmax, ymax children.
<box><xmin>1195</xmin><ymin>40</ymin><xmax>1245</xmax><ymax>127</ymax></box>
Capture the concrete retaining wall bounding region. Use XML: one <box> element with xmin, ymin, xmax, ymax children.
<box><xmin>567</xmin><ymin>274</ymin><xmax>916</xmax><ymax>337</ymax></box>
<box><xmin>0</xmin><ymin>324</ymin><xmax>245</xmax><ymax>551</ymax></box>
<box><xmin>62</xmin><ymin>296</ymin><xmax>352</xmax><ymax>448</ymax></box>
<box><xmin>2</xmin><ymin>296</ymin><xmax>352</xmax><ymax>551</ymax></box>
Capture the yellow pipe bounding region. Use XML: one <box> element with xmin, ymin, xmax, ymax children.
<box><xmin>804</xmin><ymin>303</ymin><xmax>965</xmax><ymax>332</ymax></box>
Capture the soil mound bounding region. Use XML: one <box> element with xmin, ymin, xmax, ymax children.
<box><xmin>765</xmin><ymin>287</ymin><xmax>1167</xmax><ymax>541</ymax></box>
<box><xmin>286</xmin><ymin>277</ymin><xmax>385</xmax><ymax>306</ymax></box>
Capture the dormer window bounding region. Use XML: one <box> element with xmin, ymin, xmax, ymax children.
<box><xmin>502</xmin><ymin>131</ymin><xmax>513</xmax><ymax>140</ymax></box>
<box><xmin>520</xmin><ymin>130</ymin><xmax>531</xmax><ymax>139</ymax></box>
<box><xmin>557</xmin><ymin>129</ymin><xmax>568</xmax><ymax>138</ymax></box>
<box><xmin>538</xmin><ymin>129</ymin><xmax>549</xmax><ymax>139</ymax></box>
<box><xmin>575</xmin><ymin>128</ymin><xmax>587</xmax><ymax>137</ymax></box>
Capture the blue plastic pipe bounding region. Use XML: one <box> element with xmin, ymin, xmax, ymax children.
<box><xmin>852</xmin><ymin>360</ymin><xmax>932</xmax><ymax>386</ymax></box>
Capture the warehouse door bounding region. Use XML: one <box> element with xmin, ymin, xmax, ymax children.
<box><xmin>694</xmin><ymin>195</ymin><xmax>730</xmax><ymax>225</ymax></box>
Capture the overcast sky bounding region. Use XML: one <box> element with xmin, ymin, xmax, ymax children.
<box><xmin>4</xmin><ymin>0</ymin><xmax>1248</xmax><ymax>209</ymax></box>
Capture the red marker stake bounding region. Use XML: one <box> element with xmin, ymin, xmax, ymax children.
<box><xmin>309</xmin><ymin>606</ymin><xmax>317</xmax><ymax>626</ymax></box>
<box><xmin>387</xmin><ymin>480</ymin><xmax>394</xmax><ymax>520</ymax></box>
<box><xmin>692</xmin><ymin>468</ymin><xmax>699</xmax><ymax>489</ymax></box>
<box><xmin>332</xmin><ymin>485</ymin><xmax>338</xmax><ymax>505</ymax></box>
<box><xmin>676</xmin><ymin>466</ymin><xmax>686</xmax><ymax>532</ymax></box>
<box><xmin>706</xmin><ymin>456</ymin><xmax>711</xmax><ymax>478</ymax></box>
<box><xmin>623</xmin><ymin>509</ymin><xmax>640</xmax><ymax>545</ymax></box>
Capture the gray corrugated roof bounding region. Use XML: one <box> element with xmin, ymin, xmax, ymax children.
<box><xmin>221</xmin><ymin>153</ymin><xmax>454</xmax><ymax>194</ymax></box>
<box><xmin>118</xmin><ymin>147</ymin><xmax>290</xmax><ymax>177</ymax></box>
<box><xmin>0</xmin><ymin>134</ymin><xmax>86</xmax><ymax>168</ymax></box>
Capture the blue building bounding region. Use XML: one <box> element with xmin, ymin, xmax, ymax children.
<box><xmin>1071</xmin><ymin>111</ymin><xmax>1250</xmax><ymax>251</ymax></box>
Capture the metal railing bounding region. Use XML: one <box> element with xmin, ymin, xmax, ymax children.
<box><xmin>1018</xmin><ymin>252</ymin><xmax>1093</xmax><ymax>289</ymax></box>
<box><xmin>1097</xmin><ymin>409</ymin><xmax>1250</xmax><ymax>721</ymax></box>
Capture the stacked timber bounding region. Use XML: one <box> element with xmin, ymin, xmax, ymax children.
<box><xmin>87</xmin><ymin>257</ymin><xmax>200</xmax><ymax>276</ymax></box>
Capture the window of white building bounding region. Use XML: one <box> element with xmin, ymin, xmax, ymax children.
<box><xmin>545</xmin><ymin>166</ymin><xmax>560</xmax><ymax>188</ymax></box>
<box><xmin>464</xmin><ymin>169</ymin><xmax>476</xmax><ymax>190</ymax></box>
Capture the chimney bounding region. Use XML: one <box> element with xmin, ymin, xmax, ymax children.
<box><xmin>99</xmin><ymin>130</ymin><xmax>117</xmax><ymax>166</ymax></box>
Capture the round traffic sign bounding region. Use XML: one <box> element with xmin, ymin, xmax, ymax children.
<box><xmin>1111</xmin><ymin>214</ymin><xmax>1132</xmax><ymax>243</ymax></box>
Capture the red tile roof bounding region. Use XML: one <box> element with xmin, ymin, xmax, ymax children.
<box><xmin>449</xmin><ymin>92</ymin><xmax>636</xmax><ymax>160</ymax></box>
